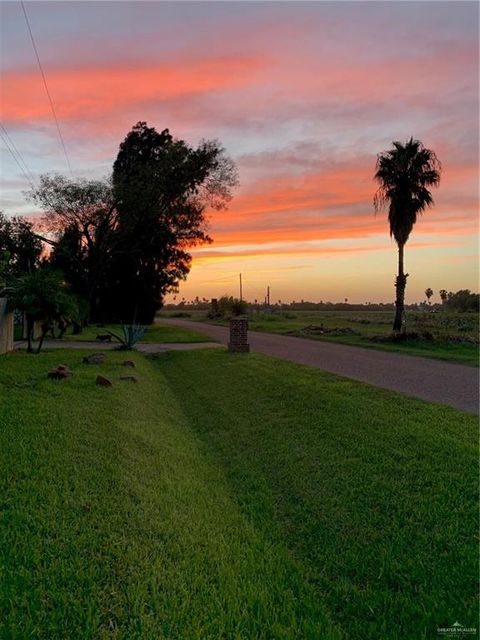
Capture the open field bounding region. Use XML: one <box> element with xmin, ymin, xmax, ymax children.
<box><xmin>160</xmin><ymin>310</ymin><xmax>479</xmax><ymax>366</ymax></box>
<box><xmin>1</xmin><ymin>348</ymin><xmax>477</xmax><ymax>639</ymax></box>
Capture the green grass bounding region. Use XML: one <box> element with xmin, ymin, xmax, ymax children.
<box><xmin>0</xmin><ymin>349</ymin><xmax>339</xmax><ymax>640</ymax></box>
<box><xmin>300</xmin><ymin>333</ymin><xmax>479</xmax><ymax>365</ymax></box>
<box><xmin>60</xmin><ymin>323</ymin><xmax>214</xmax><ymax>344</ymax></box>
<box><xmin>199</xmin><ymin>310</ymin><xmax>479</xmax><ymax>366</ymax></box>
<box><xmin>158</xmin><ymin>350</ymin><xmax>478</xmax><ymax>639</ymax></box>
<box><xmin>0</xmin><ymin>349</ymin><xmax>477</xmax><ymax>639</ymax></box>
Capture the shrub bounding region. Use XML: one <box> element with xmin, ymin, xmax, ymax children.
<box><xmin>107</xmin><ymin>324</ymin><xmax>146</xmax><ymax>350</ymax></box>
<box><xmin>215</xmin><ymin>296</ymin><xmax>247</xmax><ymax>318</ymax></box>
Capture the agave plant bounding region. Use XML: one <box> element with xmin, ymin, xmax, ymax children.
<box><xmin>107</xmin><ymin>324</ymin><xmax>146</xmax><ymax>350</ymax></box>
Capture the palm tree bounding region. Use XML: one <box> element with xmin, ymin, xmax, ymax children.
<box><xmin>374</xmin><ymin>138</ymin><xmax>441</xmax><ymax>331</ymax></box>
<box><xmin>11</xmin><ymin>268</ymin><xmax>78</xmax><ymax>353</ymax></box>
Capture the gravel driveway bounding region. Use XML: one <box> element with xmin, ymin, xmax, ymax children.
<box><xmin>157</xmin><ymin>319</ymin><xmax>479</xmax><ymax>414</ymax></box>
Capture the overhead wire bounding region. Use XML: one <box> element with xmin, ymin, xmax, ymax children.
<box><xmin>20</xmin><ymin>0</ymin><xmax>73</xmax><ymax>175</ymax></box>
<box><xmin>0</xmin><ymin>123</ymin><xmax>36</xmax><ymax>187</ymax></box>
<box><xmin>239</xmin><ymin>275</ymin><xmax>267</xmax><ymax>304</ymax></box>
<box><xmin>0</xmin><ymin>127</ymin><xmax>36</xmax><ymax>190</ymax></box>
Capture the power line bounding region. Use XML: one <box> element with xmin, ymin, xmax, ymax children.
<box><xmin>0</xmin><ymin>123</ymin><xmax>36</xmax><ymax>187</ymax></box>
<box><xmin>0</xmin><ymin>128</ymin><xmax>36</xmax><ymax>189</ymax></box>
<box><xmin>20</xmin><ymin>0</ymin><xmax>73</xmax><ymax>175</ymax></box>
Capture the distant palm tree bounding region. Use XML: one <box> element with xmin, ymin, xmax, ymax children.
<box><xmin>425</xmin><ymin>288</ymin><xmax>434</xmax><ymax>304</ymax></box>
<box><xmin>374</xmin><ymin>138</ymin><xmax>441</xmax><ymax>331</ymax></box>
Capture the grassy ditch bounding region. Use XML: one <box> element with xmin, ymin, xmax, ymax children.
<box><xmin>0</xmin><ymin>348</ymin><xmax>477</xmax><ymax>639</ymax></box>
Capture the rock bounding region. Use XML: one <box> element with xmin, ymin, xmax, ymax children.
<box><xmin>96</xmin><ymin>375</ymin><xmax>112</xmax><ymax>387</ymax></box>
<box><xmin>47</xmin><ymin>364</ymin><xmax>73</xmax><ymax>379</ymax></box>
<box><xmin>120</xmin><ymin>375</ymin><xmax>138</xmax><ymax>383</ymax></box>
<box><xmin>56</xmin><ymin>364</ymin><xmax>72</xmax><ymax>373</ymax></box>
<box><xmin>96</xmin><ymin>334</ymin><xmax>112</xmax><ymax>342</ymax></box>
<box><xmin>83</xmin><ymin>353</ymin><xmax>106</xmax><ymax>365</ymax></box>
<box><xmin>48</xmin><ymin>369</ymin><xmax>69</xmax><ymax>379</ymax></box>
<box><xmin>122</xmin><ymin>360</ymin><xmax>135</xmax><ymax>368</ymax></box>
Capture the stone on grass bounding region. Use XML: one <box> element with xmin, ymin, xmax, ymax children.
<box><xmin>47</xmin><ymin>364</ymin><xmax>73</xmax><ymax>379</ymax></box>
<box><xmin>56</xmin><ymin>364</ymin><xmax>71</xmax><ymax>373</ymax></box>
<box><xmin>120</xmin><ymin>375</ymin><xmax>138</xmax><ymax>383</ymax></box>
<box><xmin>83</xmin><ymin>353</ymin><xmax>106</xmax><ymax>365</ymax></box>
<box><xmin>122</xmin><ymin>360</ymin><xmax>135</xmax><ymax>368</ymax></box>
<box><xmin>96</xmin><ymin>375</ymin><xmax>112</xmax><ymax>387</ymax></box>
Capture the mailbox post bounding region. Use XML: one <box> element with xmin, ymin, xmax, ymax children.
<box><xmin>228</xmin><ymin>317</ymin><xmax>250</xmax><ymax>353</ymax></box>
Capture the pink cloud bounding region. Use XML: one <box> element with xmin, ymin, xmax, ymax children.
<box><xmin>1</xmin><ymin>55</ymin><xmax>265</xmax><ymax>124</ymax></box>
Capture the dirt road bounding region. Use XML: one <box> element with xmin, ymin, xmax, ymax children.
<box><xmin>158</xmin><ymin>319</ymin><xmax>479</xmax><ymax>414</ymax></box>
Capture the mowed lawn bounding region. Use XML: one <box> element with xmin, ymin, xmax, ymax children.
<box><xmin>61</xmin><ymin>323</ymin><xmax>214</xmax><ymax>343</ymax></box>
<box><xmin>0</xmin><ymin>349</ymin><xmax>477</xmax><ymax>639</ymax></box>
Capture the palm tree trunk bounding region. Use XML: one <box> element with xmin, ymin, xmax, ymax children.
<box><xmin>36</xmin><ymin>326</ymin><xmax>48</xmax><ymax>354</ymax></box>
<box><xmin>393</xmin><ymin>243</ymin><xmax>408</xmax><ymax>332</ymax></box>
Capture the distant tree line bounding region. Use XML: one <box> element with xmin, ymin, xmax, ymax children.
<box><xmin>439</xmin><ymin>289</ymin><xmax>479</xmax><ymax>312</ymax></box>
<box><xmin>166</xmin><ymin>295</ymin><xmax>479</xmax><ymax>314</ymax></box>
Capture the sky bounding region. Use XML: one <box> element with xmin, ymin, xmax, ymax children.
<box><xmin>0</xmin><ymin>1</ymin><xmax>478</xmax><ymax>304</ymax></box>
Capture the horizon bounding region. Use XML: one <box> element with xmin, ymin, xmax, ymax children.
<box><xmin>162</xmin><ymin>293</ymin><xmax>474</xmax><ymax>307</ymax></box>
<box><xmin>1</xmin><ymin>1</ymin><xmax>478</xmax><ymax>304</ymax></box>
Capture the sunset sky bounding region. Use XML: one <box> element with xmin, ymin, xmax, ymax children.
<box><xmin>1</xmin><ymin>1</ymin><xmax>478</xmax><ymax>304</ymax></box>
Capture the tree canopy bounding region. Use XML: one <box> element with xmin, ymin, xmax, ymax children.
<box><xmin>374</xmin><ymin>138</ymin><xmax>441</xmax><ymax>247</ymax></box>
<box><xmin>0</xmin><ymin>212</ymin><xmax>43</xmax><ymax>277</ymax></box>
<box><xmin>24</xmin><ymin>122</ymin><xmax>238</xmax><ymax>324</ymax></box>
<box><xmin>109</xmin><ymin>122</ymin><xmax>238</xmax><ymax>322</ymax></box>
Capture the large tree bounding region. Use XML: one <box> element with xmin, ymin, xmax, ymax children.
<box><xmin>374</xmin><ymin>138</ymin><xmax>441</xmax><ymax>331</ymax></box>
<box><xmin>26</xmin><ymin>176</ymin><xmax>116</xmax><ymax>319</ymax></box>
<box><xmin>25</xmin><ymin>123</ymin><xmax>237</xmax><ymax>324</ymax></box>
<box><xmin>110</xmin><ymin>122</ymin><xmax>238</xmax><ymax>323</ymax></box>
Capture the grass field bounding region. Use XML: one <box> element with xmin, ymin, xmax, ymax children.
<box><xmin>244</xmin><ymin>311</ymin><xmax>479</xmax><ymax>365</ymax></box>
<box><xmin>165</xmin><ymin>309</ymin><xmax>479</xmax><ymax>365</ymax></box>
<box><xmin>58</xmin><ymin>323</ymin><xmax>214</xmax><ymax>344</ymax></box>
<box><xmin>0</xmin><ymin>349</ymin><xmax>477</xmax><ymax>639</ymax></box>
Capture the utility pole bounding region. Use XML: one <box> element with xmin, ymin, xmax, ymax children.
<box><xmin>239</xmin><ymin>273</ymin><xmax>243</xmax><ymax>301</ymax></box>
<box><xmin>267</xmin><ymin>285</ymin><xmax>270</xmax><ymax>306</ymax></box>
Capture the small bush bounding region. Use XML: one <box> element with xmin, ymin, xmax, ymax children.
<box><xmin>216</xmin><ymin>296</ymin><xmax>247</xmax><ymax>318</ymax></box>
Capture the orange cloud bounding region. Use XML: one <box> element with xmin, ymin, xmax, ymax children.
<box><xmin>1</xmin><ymin>56</ymin><xmax>265</xmax><ymax>124</ymax></box>
<box><xmin>204</xmin><ymin>157</ymin><xmax>478</xmax><ymax>248</ymax></box>
<box><xmin>192</xmin><ymin>239</ymin><xmax>463</xmax><ymax>265</ymax></box>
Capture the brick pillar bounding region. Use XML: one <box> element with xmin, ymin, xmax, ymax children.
<box><xmin>228</xmin><ymin>317</ymin><xmax>250</xmax><ymax>353</ymax></box>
